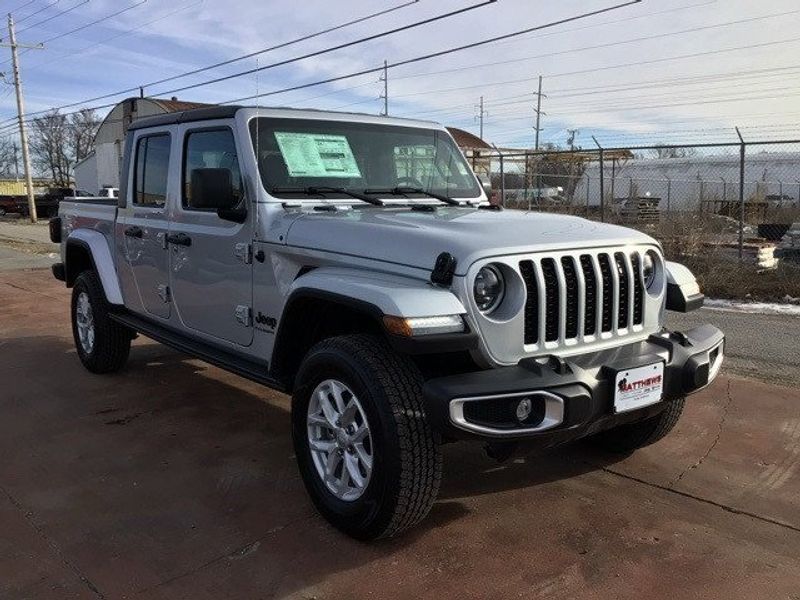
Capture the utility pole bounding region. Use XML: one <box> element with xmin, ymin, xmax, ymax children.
<box><xmin>3</xmin><ymin>14</ymin><xmax>42</xmax><ymax>223</ymax></box>
<box><xmin>379</xmin><ymin>60</ymin><xmax>388</xmax><ymax>116</ymax></box>
<box><xmin>13</xmin><ymin>141</ymin><xmax>19</xmax><ymax>180</ymax></box>
<box><xmin>533</xmin><ymin>75</ymin><xmax>545</xmax><ymax>150</ymax></box>
<box><xmin>533</xmin><ymin>75</ymin><xmax>545</xmax><ymax>206</ymax></box>
<box><xmin>475</xmin><ymin>95</ymin><xmax>487</xmax><ymax>139</ymax></box>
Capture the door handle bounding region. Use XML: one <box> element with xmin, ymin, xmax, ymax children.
<box><xmin>124</xmin><ymin>226</ymin><xmax>143</xmax><ymax>238</ymax></box>
<box><xmin>166</xmin><ymin>232</ymin><xmax>192</xmax><ymax>247</ymax></box>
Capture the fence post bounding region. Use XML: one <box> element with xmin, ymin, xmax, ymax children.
<box><xmin>586</xmin><ymin>175</ymin><xmax>590</xmax><ymax>209</ymax></box>
<box><xmin>721</xmin><ymin>178</ymin><xmax>727</xmax><ymax>202</ymax></box>
<box><xmin>610</xmin><ymin>158</ymin><xmax>616</xmax><ymax>207</ymax></box>
<box><xmin>666</xmin><ymin>178</ymin><xmax>671</xmax><ymax>213</ymax></box>
<box><xmin>736</xmin><ymin>127</ymin><xmax>745</xmax><ymax>261</ymax></box>
<box><xmin>592</xmin><ymin>136</ymin><xmax>604</xmax><ymax>222</ymax></box>
<box><xmin>499</xmin><ymin>154</ymin><xmax>505</xmax><ymax>207</ymax></box>
<box><xmin>523</xmin><ymin>151</ymin><xmax>529</xmax><ymax>208</ymax></box>
<box><xmin>629</xmin><ymin>176</ymin><xmax>634</xmax><ymax>199</ymax></box>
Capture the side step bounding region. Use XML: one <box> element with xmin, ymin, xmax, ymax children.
<box><xmin>110</xmin><ymin>311</ymin><xmax>286</xmax><ymax>393</ymax></box>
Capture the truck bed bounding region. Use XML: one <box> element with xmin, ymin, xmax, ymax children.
<box><xmin>58</xmin><ymin>200</ymin><xmax>117</xmax><ymax>252</ymax></box>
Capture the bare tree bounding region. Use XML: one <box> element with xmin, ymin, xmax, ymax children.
<box><xmin>650</xmin><ymin>145</ymin><xmax>697</xmax><ymax>159</ymax></box>
<box><xmin>30</xmin><ymin>108</ymin><xmax>100</xmax><ymax>186</ymax></box>
<box><xmin>70</xmin><ymin>108</ymin><xmax>100</xmax><ymax>163</ymax></box>
<box><xmin>0</xmin><ymin>138</ymin><xmax>18</xmax><ymax>178</ymax></box>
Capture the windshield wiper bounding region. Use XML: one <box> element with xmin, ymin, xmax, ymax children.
<box><xmin>363</xmin><ymin>186</ymin><xmax>463</xmax><ymax>206</ymax></box>
<box><xmin>270</xmin><ymin>186</ymin><xmax>383</xmax><ymax>206</ymax></box>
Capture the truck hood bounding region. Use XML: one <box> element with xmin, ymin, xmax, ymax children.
<box><xmin>284</xmin><ymin>207</ymin><xmax>658</xmax><ymax>275</ymax></box>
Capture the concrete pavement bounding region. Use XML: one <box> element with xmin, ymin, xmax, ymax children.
<box><xmin>0</xmin><ymin>219</ymin><xmax>58</xmax><ymax>272</ymax></box>
<box><xmin>1</xmin><ymin>270</ymin><xmax>799</xmax><ymax>600</ymax></box>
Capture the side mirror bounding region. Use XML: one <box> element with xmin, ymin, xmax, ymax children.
<box><xmin>190</xmin><ymin>168</ymin><xmax>245</xmax><ymax>222</ymax></box>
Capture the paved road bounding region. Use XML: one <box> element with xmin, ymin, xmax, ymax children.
<box><xmin>1</xmin><ymin>269</ymin><xmax>799</xmax><ymax>600</ymax></box>
<box><xmin>668</xmin><ymin>307</ymin><xmax>800</xmax><ymax>387</ymax></box>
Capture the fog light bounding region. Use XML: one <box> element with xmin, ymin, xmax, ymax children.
<box><xmin>515</xmin><ymin>398</ymin><xmax>533</xmax><ymax>422</ymax></box>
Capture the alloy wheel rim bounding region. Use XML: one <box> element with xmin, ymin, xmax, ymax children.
<box><xmin>306</xmin><ymin>379</ymin><xmax>373</xmax><ymax>502</ymax></box>
<box><xmin>76</xmin><ymin>292</ymin><xmax>95</xmax><ymax>354</ymax></box>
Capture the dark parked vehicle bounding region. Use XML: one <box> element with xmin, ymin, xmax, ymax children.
<box><xmin>16</xmin><ymin>187</ymin><xmax>76</xmax><ymax>218</ymax></box>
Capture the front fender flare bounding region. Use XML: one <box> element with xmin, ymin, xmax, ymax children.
<box><xmin>66</xmin><ymin>230</ymin><xmax>124</xmax><ymax>305</ymax></box>
<box><xmin>288</xmin><ymin>267</ymin><xmax>467</xmax><ymax>318</ymax></box>
<box><xmin>665</xmin><ymin>261</ymin><xmax>704</xmax><ymax>312</ymax></box>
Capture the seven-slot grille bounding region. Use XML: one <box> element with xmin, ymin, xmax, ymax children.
<box><xmin>520</xmin><ymin>249</ymin><xmax>646</xmax><ymax>346</ymax></box>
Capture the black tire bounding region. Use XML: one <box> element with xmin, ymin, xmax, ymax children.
<box><xmin>590</xmin><ymin>397</ymin><xmax>685</xmax><ymax>453</ymax></box>
<box><xmin>292</xmin><ymin>334</ymin><xmax>442</xmax><ymax>540</ymax></box>
<box><xmin>71</xmin><ymin>270</ymin><xmax>131</xmax><ymax>374</ymax></box>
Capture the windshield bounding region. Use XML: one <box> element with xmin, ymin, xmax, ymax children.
<box><xmin>249</xmin><ymin>117</ymin><xmax>481</xmax><ymax>199</ymax></box>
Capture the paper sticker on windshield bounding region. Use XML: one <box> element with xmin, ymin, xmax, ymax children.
<box><xmin>274</xmin><ymin>132</ymin><xmax>361</xmax><ymax>178</ymax></box>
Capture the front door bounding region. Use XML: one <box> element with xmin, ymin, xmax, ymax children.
<box><xmin>117</xmin><ymin>132</ymin><xmax>173</xmax><ymax>319</ymax></box>
<box><xmin>168</xmin><ymin>125</ymin><xmax>253</xmax><ymax>347</ymax></box>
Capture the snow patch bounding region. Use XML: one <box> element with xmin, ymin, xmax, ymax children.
<box><xmin>704</xmin><ymin>298</ymin><xmax>800</xmax><ymax>316</ymax></box>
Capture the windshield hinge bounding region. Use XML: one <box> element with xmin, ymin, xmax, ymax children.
<box><xmin>234</xmin><ymin>243</ymin><xmax>253</xmax><ymax>264</ymax></box>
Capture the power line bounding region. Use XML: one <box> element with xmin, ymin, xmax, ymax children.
<box><xmin>4</xmin><ymin>0</ymin><xmax>149</xmax><ymax>64</ymax></box>
<box><xmin>387</xmin><ymin>5</ymin><xmax>794</xmax><ymax>85</ymax></box>
<box><xmin>13</xmin><ymin>0</ymin><xmax>61</xmax><ymax>25</ymax></box>
<box><xmin>38</xmin><ymin>0</ymin><xmax>146</xmax><ymax>44</ymax></box>
<box><xmin>547</xmin><ymin>87</ymin><xmax>800</xmax><ymax>115</ymax></box>
<box><xmin>263</xmin><ymin>0</ymin><xmax>718</xmax><ymax>114</ymax></box>
<box><xmin>1</xmin><ymin>0</ymin><xmax>641</xmax><ymax>130</ymax></box>
<box><xmin>4</xmin><ymin>0</ymin><xmax>494</xmax><ymax>122</ymax></box>
<box><xmin>136</xmin><ymin>0</ymin><xmax>421</xmax><ymax>97</ymax></box>
<box><xmin>155</xmin><ymin>0</ymin><xmax>503</xmax><ymax>97</ymax></box>
<box><xmin>7</xmin><ymin>0</ymin><xmax>40</xmax><ymax>12</ymax></box>
<box><xmin>411</xmin><ymin>64</ymin><xmax>800</xmax><ymax>116</ymax></box>
<box><xmin>17</xmin><ymin>0</ymin><xmax>90</xmax><ymax>35</ymax></box>
<box><xmin>383</xmin><ymin>36</ymin><xmax>800</xmax><ymax>107</ymax></box>
<box><xmin>217</xmin><ymin>1</ymin><xmax>643</xmax><ymax>106</ymax></box>
<box><xmin>21</xmin><ymin>0</ymin><xmax>204</xmax><ymax>74</ymax></box>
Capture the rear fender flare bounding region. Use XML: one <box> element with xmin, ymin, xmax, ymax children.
<box><xmin>66</xmin><ymin>230</ymin><xmax>123</xmax><ymax>305</ymax></box>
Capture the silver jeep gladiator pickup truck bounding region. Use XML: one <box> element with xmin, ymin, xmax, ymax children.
<box><xmin>50</xmin><ymin>106</ymin><xmax>724</xmax><ymax>539</ymax></box>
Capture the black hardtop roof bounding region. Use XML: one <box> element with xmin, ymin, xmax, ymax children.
<box><xmin>128</xmin><ymin>105</ymin><xmax>242</xmax><ymax>131</ymax></box>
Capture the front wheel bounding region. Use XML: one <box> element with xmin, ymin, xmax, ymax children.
<box><xmin>71</xmin><ymin>270</ymin><xmax>132</xmax><ymax>374</ymax></box>
<box><xmin>292</xmin><ymin>335</ymin><xmax>442</xmax><ymax>540</ymax></box>
<box><xmin>590</xmin><ymin>397</ymin><xmax>685</xmax><ymax>453</ymax></box>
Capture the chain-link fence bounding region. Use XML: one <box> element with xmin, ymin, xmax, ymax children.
<box><xmin>476</xmin><ymin>140</ymin><xmax>800</xmax><ymax>303</ymax></box>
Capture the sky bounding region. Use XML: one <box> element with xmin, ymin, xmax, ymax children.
<box><xmin>1</xmin><ymin>0</ymin><xmax>799</xmax><ymax>149</ymax></box>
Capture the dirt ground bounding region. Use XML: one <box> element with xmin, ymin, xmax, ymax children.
<box><xmin>1</xmin><ymin>269</ymin><xmax>799</xmax><ymax>600</ymax></box>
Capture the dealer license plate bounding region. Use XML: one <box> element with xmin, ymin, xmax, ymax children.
<box><xmin>614</xmin><ymin>362</ymin><xmax>664</xmax><ymax>413</ymax></box>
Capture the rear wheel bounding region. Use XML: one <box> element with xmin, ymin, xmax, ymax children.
<box><xmin>71</xmin><ymin>270</ymin><xmax>131</xmax><ymax>374</ymax></box>
<box><xmin>591</xmin><ymin>397</ymin><xmax>685</xmax><ymax>453</ymax></box>
<box><xmin>292</xmin><ymin>335</ymin><xmax>442</xmax><ymax>540</ymax></box>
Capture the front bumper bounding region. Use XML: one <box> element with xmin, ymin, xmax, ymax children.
<box><xmin>423</xmin><ymin>325</ymin><xmax>724</xmax><ymax>444</ymax></box>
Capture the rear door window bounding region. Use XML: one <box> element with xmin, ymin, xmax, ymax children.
<box><xmin>133</xmin><ymin>134</ymin><xmax>171</xmax><ymax>208</ymax></box>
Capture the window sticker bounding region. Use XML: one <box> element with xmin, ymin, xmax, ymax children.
<box><xmin>274</xmin><ymin>132</ymin><xmax>362</xmax><ymax>178</ymax></box>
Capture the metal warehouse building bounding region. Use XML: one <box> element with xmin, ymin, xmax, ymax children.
<box><xmin>73</xmin><ymin>97</ymin><xmax>208</xmax><ymax>194</ymax></box>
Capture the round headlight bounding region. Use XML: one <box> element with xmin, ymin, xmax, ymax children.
<box><xmin>474</xmin><ymin>265</ymin><xmax>505</xmax><ymax>313</ymax></box>
<box><xmin>643</xmin><ymin>250</ymin><xmax>658</xmax><ymax>290</ymax></box>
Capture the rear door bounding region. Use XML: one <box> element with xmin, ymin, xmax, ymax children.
<box><xmin>168</xmin><ymin>124</ymin><xmax>254</xmax><ymax>346</ymax></box>
<box><xmin>116</xmin><ymin>131</ymin><xmax>173</xmax><ymax>319</ymax></box>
